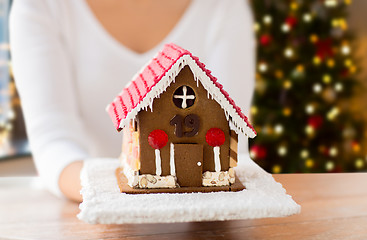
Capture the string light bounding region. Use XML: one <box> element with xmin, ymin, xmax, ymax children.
<box><xmin>283</xmin><ymin>107</ymin><xmax>291</xmax><ymax>116</ymax></box>
<box><xmin>296</xmin><ymin>64</ymin><xmax>304</xmax><ymax>73</ymax></box>
<box><xmin>335</xmin><ymin>83</ymin><xmax>343</xmax><ymax>92</ymax></box>
<box><xmin>310</xmin><ymin>34</ymin><xmax>318</xmax><ymax>43</ymax></box>
<box><xmin>323</xmin><ymin>74</ymin><xmax>331</xmax><ymax>84</ymax></box>
<box><xmin>305</xmin><ymin>125</ymin><xmax>314</xmax><ymax>135</ymax></box>
<box><xmin>272</xmin><ymin>165</ymin><xmax>282</xmax><ymax>174</ymax></box>
<box><xmin>313</xmin><ymin>56</ymin><xmax>321</xmax><ymax>65</ymax></box>
<box><xmin>327</xmin><ymin>107</ymin><xmax>340</xmax><ymax>120</ymax></box>
<box><xmin>278</xmin><ymin>146</ymin><xmax>287</xmax><ymax>156</ymax></box>
<box><xmin>313</xmin><ymin>83</ymin><xmax>322</xmax><ymax>93</ymax></box>
<box><xmin>251</xmin><ymin>106</ymin><xmax>258</xmax><ymax>115</ymax></box>
<box><xmin>305</xmin><ymin>158</ymin><xmax>314</xmax><ymax>168</ymax></box>
<box><xmin>290</xmin><ymin>2</ymin><xmax>298</xmax><ymax>10</ymax></box>
<box><xmin>255</xmin><ymin>77</ymin><xmax>267</xmax><ymax>94</ymax></box>
<box><xmin>283</xmin><ymin>80</ymin><xmax>292</xmax><ymax>89</ymax></box>
<box><xmin>305</xmin><ymin>104</ymin><xmax>315</xmax><ymax>114</ymax></box>
<box><xmin>303</xmin><ymin>13</ymin><xmax>312</xmax><ymax>22</ymax></box>
<box><xmin>274</xmin><ymin>124</ymin><xmax>284</xmax><ymax>134</ymax></box>
<box><xmin>341</xmin><ymin>45</ymin><xmax>350</xmax><ymax>55</ymax></box>
<box><xmin>282</xmin><ymin>23</ymin><xmax>290</xmax><ymax>32</ymax></box>
<box><xmin>332</xmin><ymin>18</ymin><xmax>343</xmax><ymax>28</ymax></box>
<box><xmin>331</xmin><ymin>19</ymin><xmax>347</xmax><ymax>30</ymax></box>
<box><xmin>254</xmin><ymin>22</ymin><xmax>260</xmax><ymax>32</ymax></box>
<box><xmin>325</xmin><ymin>0</ymin><xmax>338</xmax><ymax>7</ymax></box>
<box><xmin>263</xmin><ymin>15</ymin><xmax>272</xmax><ymax>25</ymax></box>
<box><xmin>275</xmin><ymin>70</ymin><xmax>284</xmax><ymax>79</ymax></box>
<box><xmin>355</xmin><ymin>158</ymin><xmax>364</xmax><ymax>169</ymax></box>
<box><xmin>329</xmin><ymin>147</ymin><xmax>338</xmax><ymax>157</ymax></box>
<box><xmin>258</xmin><ymin>62</ymin><xmax>268</xmax><ymax>72</ymax></box>
<box><xmin>352</xmin><ymin>142</ymin><xmax>361</xmax><ymax>152</ymax></box>
<box><xmin>325</xmin><ymin>161</ymin><xmax>335</xmax><ymax>171</ymax></box>
<box><xmin>344</xmin><ymin>59</ymin><xmax>352</xmax><ymax>67</ymax></box>
<box><xmin>284</xmin><ymin>47</ymin><xmax>294</xmax><ymax>58</ymax></box>
<box><xmin>300</xmin><ymin>149</ymin><xmax>309</xmax><ymax>158</ymax></box>
<box><xmin>262</xmin><ymin>125</ymin><xmax>273</xmax><ymax>135</ymax></box>
<box><xmin>250</xmin><ymin>149</ymin><xmax>256</xmax><ymax>159</ymax></box>
<box><xmin>350</xmin><ymin>65</ymin><xmax>357</xmax><ymax>74</ymax></box>
<box><xmin>327</xmin><ymin>59</ymin><xmax>335</xmax><ymax>68</ymax></box>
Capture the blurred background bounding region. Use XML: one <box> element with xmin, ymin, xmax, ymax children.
<box><xmin>0</xmin><ymin>0</ymin><xmax>31</xmax><ymax>176</ymax></box>
<box><xmin>249</xmin><ymin>0</ymin><xmax>367</xmax><ymax>173</ymax></box>
<box><xmin>0</xmin><ymin>0</ymin><xmax>366</xmax><ymax>175</ymax></box>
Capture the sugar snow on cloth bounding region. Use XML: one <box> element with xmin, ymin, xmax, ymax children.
<box><xmin>78</xmin><ymin>155</ymin><xmax>300</xmax><ymax>224</ymax></box>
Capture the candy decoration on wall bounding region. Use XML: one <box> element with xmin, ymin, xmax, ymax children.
<box><xmin>206</xmin><ymin>128</ymin><xmax>225</xmax><ymax>172</ymax></box>
<box><xmin>148</xmin><ymin>129</ymin><xmax>168</xmax><ymax>176</ymax></box>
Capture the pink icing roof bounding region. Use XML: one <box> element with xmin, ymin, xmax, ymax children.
<box><xmin>107</xmin><ymin>43</ymin><xmax>256</xmax><ymax>136</ymax></box>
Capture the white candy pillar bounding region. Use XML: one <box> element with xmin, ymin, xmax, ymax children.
<box><xmin>213</xmin><ymin>146</ymin><xmax>221</xmax><ymax>172</ymax></box>
<box><xmin>206</xmin><ymin>128</ymin><xmax>225</xmax><ymax>173</ymax></box>
<box><xmin>155</xmin><ymin>149</ymin><xmax>162</xmax><ymax>176</ymax></box>
<box><xmin>148</xmin><ymin>129</ymin><xmax>168</xmax><ymax>177</ymax></box>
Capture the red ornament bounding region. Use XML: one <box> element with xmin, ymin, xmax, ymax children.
<box><xmin>307</xmin><ymin>115</ymin><xmax>323</xmax><ymax>129</ymax></box>
<box><xmin>250</xmin><ymin>145</ymin><xmax>267</xmax><ymax>159</ymax></box>
<box><xmin>316</xmin><ymin>38</ymin><xmax>334</xmax><ymax>60</ymax></box>
<box><xmin>340</xmin><ymin>68</ymin><xmax>349</xmax><ymax>78</ymax></box>
<box><xmin>148</xmin><ymin>129</ymin><xmax>168</xmax><ymax>149</ymax></box>
<box><xmin>205</xmin><ymin>128</ymin><xmax>225</xmax><ymax>147</ymax></box>
<box><xmin>285</xmin><ymin>16</ymin><xmax>298</xmax><ymax>28</ymax></box>
<box><xmin>260</xmin><ymin>34</ymin><xmax>272</xmax><ymax>46</ymax></box>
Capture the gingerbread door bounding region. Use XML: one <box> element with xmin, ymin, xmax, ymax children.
<box><xmin>174</xmin><ymin>144</ymin><xmax>203</xmax><ymax>187</ymax></box>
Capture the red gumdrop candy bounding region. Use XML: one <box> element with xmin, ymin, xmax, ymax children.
<box><xmin>148</xmin><ymin>129</ymin><xmax>168</xmax><ymax>149</ymax></box>
<box><xmin>205</xmin><ymin>128</ymin><xmax>225</xmax><ymax>147</ymax></box>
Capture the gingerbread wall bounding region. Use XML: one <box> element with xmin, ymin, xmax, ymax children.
<box><xmin>138</xmin><ymin>66</ymin><xmax>231</xmax><ymax>176</ymax></box>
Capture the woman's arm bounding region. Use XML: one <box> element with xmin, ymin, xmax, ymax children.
<box><xmin>10</xmin><ymin>0</ymin><xmax>89</xmax><ymax>201</ymax></box>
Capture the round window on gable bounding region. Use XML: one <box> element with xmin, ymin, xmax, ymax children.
<box><xmin>173</xmin><ymin>85</ymin><xmax>196</xmax><ymax>109</ymax></box>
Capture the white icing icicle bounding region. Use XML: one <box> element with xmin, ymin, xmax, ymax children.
<box><xmin>170</xmin><ymin>143</ymin><xmax>175</xmax><ymax>176</ymax></box>
<box><xmin>214</xmin><ymin>146</ymin><xmax>221</xmax><ymax>172</ymax></box>
<box><xmin>155</xmin><ymin>149</ymin><xmax>162</xmax><ymax>176</ymax></box>
<box><xmin>112</xmin><ymin>54</ymin><xmax>256</xmax><ymax>138</ymax></box>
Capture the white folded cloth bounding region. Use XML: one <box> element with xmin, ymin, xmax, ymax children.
<box><xmin>78</xmin><ymin>155</ymin><xmax>300</xmax><ymax>224</ymax></box>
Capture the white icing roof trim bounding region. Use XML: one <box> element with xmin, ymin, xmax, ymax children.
<box><xmin>115</xmin><ymin>55</ymin><xmax>256</xmax><ymax>138</ymax></box>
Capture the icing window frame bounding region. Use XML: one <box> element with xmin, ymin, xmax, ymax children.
<box><xmin>172</xmin><ymin>85</ymin><xmax>196</xmax><ymax>109</ymax></box>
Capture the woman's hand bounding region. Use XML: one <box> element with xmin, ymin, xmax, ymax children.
<box><xmin>59</xmin><ymin>161</ymin><xmax>84</xmax><ymax>202</ymax></box>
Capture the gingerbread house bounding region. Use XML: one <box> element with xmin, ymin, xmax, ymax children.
<box><xmin>107</xmin><ymin>43</ymin><xmax>256</xmax><ymax>194</ymax></box>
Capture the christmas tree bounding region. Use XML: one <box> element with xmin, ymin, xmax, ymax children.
<box><xmin>250</xmin><ymin>0</ymin><xmax>366</xmax><ymax>173</ymax></box>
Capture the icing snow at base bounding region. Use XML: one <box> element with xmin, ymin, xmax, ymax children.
<box><xmin>78</xmin><ymin>155</ymin><xmax>301</xmax><ymax>224</ymax></box>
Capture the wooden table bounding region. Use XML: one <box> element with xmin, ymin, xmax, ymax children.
<box><xmin>0</xmin><ymin>173</ymin><xmax>366</xmax><ymax>240</ymax></box>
